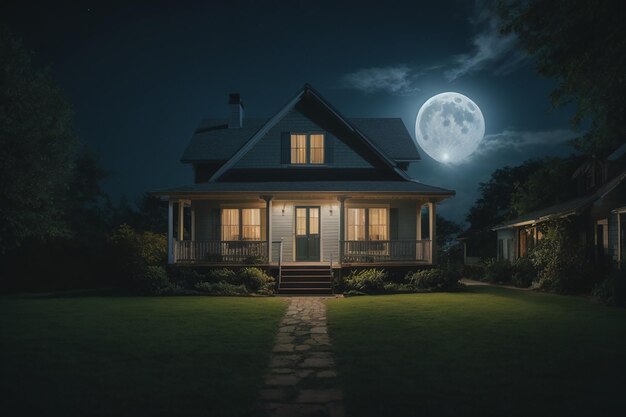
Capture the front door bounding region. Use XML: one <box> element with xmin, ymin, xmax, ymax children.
<box><xmin>295</xmin><ymin>206</ymin><xmax>320</xmax><ymax>261</ymax></box>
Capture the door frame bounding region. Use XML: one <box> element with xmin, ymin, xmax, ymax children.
<box><xmin>294</xmin><ymin>205</ymin><xmax>321</xmax><ymax>262</ymax></box>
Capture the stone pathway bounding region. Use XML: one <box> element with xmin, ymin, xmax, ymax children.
<box><xmin>254</xmin><ymin>297</ymin><xmax>345</xmax><ymax>417</ymax></box>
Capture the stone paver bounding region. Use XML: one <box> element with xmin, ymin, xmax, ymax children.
<box><xmin>254</xmin><ymin>297</ymin><xmax>345</xmax><ymax>417</ymax></box>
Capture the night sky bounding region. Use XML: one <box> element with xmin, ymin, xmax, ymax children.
<box><xmin>4</xmin><ymin>1</ymin><xmax>579</xmax><ymax>223</ymax></box>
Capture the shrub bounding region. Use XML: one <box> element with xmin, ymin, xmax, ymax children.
<box><xmin>406</xmin><ymin>268</ymin><xmax>460</xmax><ymax>291</ymax></box>
<box><xmin>140</xmin><ymin>266</ymin><xmax>185</xmax><ymax>295</ymax></box>
<box><xmin>232</xmin><ymin>267</ymin><xmax>275</xmax><ymax>293</ymax></box>
<box><xmin>482</xmin><ymin>258</ymin><xmax>512</xmax><ymax>284</ymax></box>
<box><xmin>170</xmin><ymin>268</ymin><xmax>205</xmax><ymax>287</ymax></box>
<box><xmin>194</xmin><ymin>281</ymin><xmax>249</xmax><ymax>296</ymax></box>
<box><xmin>593</xmin><ymin>268</ymin><xmax>626</xmax><ymax>306</ymax></box>
<box><xmin>344</xmin><ymin>269</ymin><xmax>388</xmax><ymax>294</ymax></box>
<box><xmin>511</xmin><ymin>256</ymin><xmax>537</xmax><ymax>288</ymax></box>
<box><xmin>107</xmin><ymin>224</ymin><xmax>168</xmax><ymax>292</ymax></box>
<box><xmin>206</xmin><ymin>268</ymin><xmax>237</xmax><ymax>283</ymax></box>
<box><xmin>461</xmin><ymin>265</ymin><xmax>484</xmax><ymax>281</ymax></box>
<box><xmin>530</xmin><ymin>219</ymin><xmax>592</xmax><ymax>293</ymax></box>
<box><xmin>383</xmin><ymin>282</ymin><xmax>414</xmax><ymax>293</ymax></box>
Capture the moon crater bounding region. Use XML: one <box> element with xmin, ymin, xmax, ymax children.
<box><xmin>414</xmin><ymin>92</ymin><xmax>485</xmax><ymax>164</ymax></box>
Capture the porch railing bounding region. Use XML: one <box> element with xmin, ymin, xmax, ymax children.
<box><xmin>341</xmin><ymin>240</ymin><xmax>432</xmax><ymax>263</ymax></box>
<box><xmin>174</xmin><ymin>240</ymin><xmax>268</xmax><ymax>263</ymax></box>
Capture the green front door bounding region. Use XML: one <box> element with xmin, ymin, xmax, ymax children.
<box><xmin>295</xmin><ymin>206</ymin><xmax>320</xmax><ymax>261</ymax></box>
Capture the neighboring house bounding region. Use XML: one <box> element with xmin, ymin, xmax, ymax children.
<box><xmin>493</xmin><ymin>144</ymin><xmax>626</xmax><ymax>268</ymax></box>
<box><xmin>153</xmin><ymin>84</ymin><xmax>455</xmax><ymax>291</ymax></box>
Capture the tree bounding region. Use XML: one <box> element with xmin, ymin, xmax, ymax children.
<box><xmin>0</xmin><ymin>27</ymin><xmax>78</xmax><ymax>253</ymax></box>
<box><xmin>436</xmin><ymin>215</ymin><xmax>462</xmax><ymax>249</ymax></box>
<box><xmin>497</xmin><ymin>0</ymin><xmax>626</xmax><ymax>156</ymax></box>
<box><xmin>510</xmin><ymin>156</ymin><xmax>579</xmax><ymax>215</ymax></box>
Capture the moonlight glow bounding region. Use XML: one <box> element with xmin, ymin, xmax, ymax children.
<box><xmin>415</xmin><ymin>92</ymin><xmax>485</xmax><ymax>164</ymax></box>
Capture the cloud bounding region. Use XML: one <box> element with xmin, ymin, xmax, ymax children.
<box><xmin>444</xmin><ymin>8</ymin><xmax>526</xmax><ymax>81</ymax></box>
<box><xmin>476</xmin><ymin>128</ymin><xmax>579</xmax><ymax>155</ymax></box>
<box><xmin>341</xmin><ymin>65</ymin><xmax>420</xmax><ymax>95</ymax></box>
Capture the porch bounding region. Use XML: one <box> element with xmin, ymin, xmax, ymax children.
<box><xmin>166</xmin><ymin>192</ymin><xmax>440</xmax><ymax>266</ymax></box>
<box><xmin>172</xmin><ymin>238</ymin><xmax>433</xmax><ymax>264</ymax></box>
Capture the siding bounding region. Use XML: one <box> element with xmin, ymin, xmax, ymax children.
<box><xmin>235</xmin><ymin>109</ymin><xmax>372</xmax><ymax>169</ymax></box>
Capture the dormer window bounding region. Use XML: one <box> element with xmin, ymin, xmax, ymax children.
<box><xmin>290</xmin><ymin>133</ymin><xmax>325</xmax><ymax>165</ymax></box>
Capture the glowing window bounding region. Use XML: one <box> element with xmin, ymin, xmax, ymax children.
<box><xmin>309</xmin><ymin>208</ymin><xmax>319</xmax><ymax>234</ymax></box>
<box><xmin>290</xmin><ymin>134</ymin><xmax>307</xmax><ymax>164</ymax></box>
<box><xmin>368</xmin><ymin>208</ymin><xmax>388</xmax><ymax>240</ymax></box>
<box><xmin>290</xmin><ymin>133</ymin><xmax>325</xmax><ymax>164</ymax></box>
<box><xmin>242</xmin><ymin>209</ymin><xmax>261</xmax><ymax>240</ymax></box>
<box><xmin>221</xmin><ymin>209</ymin><xmax>240</xmax><ymax>241</ymax></box>
<box><xmin>222</xmin><ymin>208</ymin><xmax>261</xmax><ymax>241</ymax></box>
<box><xmin>296</xmin><ymin>208</ymin><xmax>307</xmax><ymax>235</ymax></box>
<box><xmin>347</xmin><ymin>208</ymin><xmax>388</xmax><ymax>241</ymax></box>
<box><xmin>310</xmin><ymin>134</ymin><xmax>325</xmax><ymax>164</ymax></box>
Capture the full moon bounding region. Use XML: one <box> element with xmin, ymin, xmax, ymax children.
<box><xmin>414</xmin><ymin>92</ymin><xmax>485</xmax><ymax>164</ymax></box>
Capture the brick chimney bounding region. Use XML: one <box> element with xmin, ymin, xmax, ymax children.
<box><xmin>228</xmin><ymin>93</ymin><xmax>244</xmax><ymax>128</ymax></box>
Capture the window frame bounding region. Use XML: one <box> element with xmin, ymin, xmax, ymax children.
<box><xmin>346</xmin><ymin>207</ymin><xmax>389</xmax><ymax>241</ymax></box>
<box><xmin>289</xmin><ymin>132</ymin><xmax>326</xmax><ymax>165</ymax></box>
<box><xmin>221</xmin><ymin>208</ymin><xmax>262</xmax><ymax>241</ymax></box>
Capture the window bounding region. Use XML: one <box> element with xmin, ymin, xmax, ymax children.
<box><xmin>290</xmin><ymin>134</ymin><xmax>307</xmax><ymax>164</ymax></box>
<box><xmin>222</xmin><ymin>208</ymin><xmax>261</xmax><ymax>241</ymax></box>
<box><xmin>290</xmin><ymin>133</ymin><xmax>325</xmax><ymax>164</ymax></box>
<box><xmin>242</xmin><ymin>209</ymin><xmax>261</xmax><ymax>240</ymax></box>
<box><xmin>222</xmin><ymin>209</ymin><xmax>240</xmax><ymax>241</ymax></box>
<box><xmin>296</xmin><ymin>208</ymin><xmax>307</xmax><ymax>236</ymax></box>
<box><xmin>347</xmin><ymin>208</ymin><xmax>388</xmax><ymax>240</ymax></box>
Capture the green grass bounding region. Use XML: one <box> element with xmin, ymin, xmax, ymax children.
<box><xmin>0</xmin><ymin>295</ymin><xmax>286</xmax><ymax>417</ymax></box>
<box><xmin>327</xmin><ymin>287</ymin><xmax>626</xmax><ymax>417</ymax></box>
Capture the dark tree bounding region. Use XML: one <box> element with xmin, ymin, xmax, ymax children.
<box><xmin>497</xmin><ymin>0</ymin><xmax>626</xmax><ymax>156</ymax></box>
<box><xmin>0</xmin><ymin>27</ymin><xmax>78</xmax><ymax>253</ymax></box>
<box><xmin>510</xmin><ymin>156</ymin><xmax>579</xmax><ymax>215</ymax></box>
<box><xmin>436</xmin><ymin>215</ymin><xmax>463</xmax><ymax>249</ymax></box>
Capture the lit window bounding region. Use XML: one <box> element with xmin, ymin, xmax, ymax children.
<box><xmin>242</xmin><ymin>209</ymin><xmax>261</xmax><ymax>240</ymax></box>
<box><xmin>222</xmin><ymin>209</ymin><xmax>240</xmax><ymax>241</ymax></box>
<box><xmin>290</xmin><ymin>134</ymin><xmax>307</xmax><ymax>164</ymax></box>
<box><xmin>368</xmin><ymin>208</ymin><xmax>388</xmax><ymax>240</ymax></box>
<box><xmin>309</xmin><ymin>208</ymin><xmax>319</xmax><ymax>234</ymax></box>
<box><xmin>296</xmin><ymin>208</ymin><xmax>307</xmax><ymax>235</ymax></box>
<box><xmin>290</xmin><ymin>133</ymin><xmax>325</xmax><ymax>164</ymax></box>
<box><xmin>347</xmin><ymin>208</ymin><xmax>388</xmax><ymax>241</ymax></box>
<box><xmin>310</xmin><ymin>134</ymin><xmax>325</xmax><ymax>164</ymax></box>
<box><xmin>222</xmin><ymin>208</ymin><xmax>261</xmax><ymax>241</ymax></box>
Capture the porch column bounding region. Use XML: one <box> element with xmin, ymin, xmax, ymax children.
<box><xmin>339</xmin><ymin>196</ymin><xmax>347</xmax><ymax>262</ymax></box>
<box><xmin>428</xmin><ymin>202</ymin><xmax>437</xmax><ymax>264</ymax></box>
<box><xmin>191</xmin><ymin>204</ymin><xmax>195</xmax><ymax>241</ymax></box>
<box><xmin>168</xmin><ymin>200</ymin><xmax>174</xmax><ymax>264</ymax></box>
<box><xmin>262</xmin><ymin>195</ymin><xmax>272</xmax><ymax>262</ymax></box>
<box><xmin>178</xmin><ymin>201</ymin><xmax>185</xmax><ymax>240</ymax></box>
<box><xmin>416</xmin><ymin>202</ymin><xmax>423</xmax><ymax>240</ymax></box>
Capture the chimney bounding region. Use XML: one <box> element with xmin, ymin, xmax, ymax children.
<box><xmin>228</xmin><ymin>93</ymin><xmax>244</xmax><ymax>128</ymax></box>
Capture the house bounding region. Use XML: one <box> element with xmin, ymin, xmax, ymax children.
<box><xmin>153</xmin><ymin>85</ymin><xmax>455</xmax><ymax>291</ymax></box>
<box><xmin>492</xmin><ymin>144</ymin><xmax>626</xmax><ymax>268</ymax></box>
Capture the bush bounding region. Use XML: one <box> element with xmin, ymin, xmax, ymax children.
<box><xmin>406</xmin><ymin>268</ymin><xmax>460</xmax><ymax>291</ymax></box>
<box><xmin>530</xmin><ymin>219</ymin><xmax>592</xmax><ymax>293</ymax></box>
<box><xmin>461</xmin><ymin>265</ymin><xmax>484</xmax><ymax>281</ymax></box>
<box><xmin>593</xmin><ymin>268</ymin><xmax>626</xmax><ymax>306</ymax></box>
<box><xmin>344</xmin><ymin>269</ymin><xmax>388</xmax><ymax>294</ymax></box>
<box><xmin>234</xmin><ymin>267</ymin><xmax>275</xmax><ymax>293</ymax></box>
<box><xmin>383</xmin><ymin>282</ymin><xmax>414</xmax><ymax>293</ymax></box>
<box><xmin>511</xmin><ymin>257</ymin><xmax>537</xmax><ymax>288</ymax></box>
<box><xmin>194</xmin><ymin>281</ymin><xmax>249</xmax><ymax>296</ymax></box>
<box><xmin>482</xmin><ymin>258</ymin><xmax>512</xmax><ymax>284</ymax></box>
<box><xmin>170</xmin><ymin>268</ymin><xmax>205</xmax><ymax>287</ymax></box>
<box><xmin>206</xmin><ymin>268</ymin><xmax>237</xmax><ymax>283</ymax></box>
<box><xmin>107</xmin><ymin>225</ymin><xmax>168</xmax><ymax>292</ymax></box>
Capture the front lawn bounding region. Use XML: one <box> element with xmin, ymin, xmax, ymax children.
<box><xmin>327</xmin><ymin>287</ymin><xmax>626</xmax><ymax>417</ymax></box>
<box><xmin>0</xmin><ymin>295</ymin><xmax>286</xmax><ymax>417</ymax></box>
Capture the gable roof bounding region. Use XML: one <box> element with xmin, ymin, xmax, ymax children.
<box><xmin>181</xmin><ymin>117</ymin><xmax>420</xmax><ymax>163</ymax></box>
<box><xmin>493</xmin><ymin>167</ymin><xmax>626</xmax><ymax>230</ymax></box>
<box><xmin>206</xmin><ymin>84</ymin><xmax>411</xmax><ymax>183</ymax></box>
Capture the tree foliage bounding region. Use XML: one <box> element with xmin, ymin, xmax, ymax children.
<box><xmin>0</xmin><ymin>27</ymin><xmax>78</xmax><ymax>252</ymax></box>
<box><xmin>497</xmin><ymin>0</ymin><xmax>626</xmax><ymax>156</ymax></box>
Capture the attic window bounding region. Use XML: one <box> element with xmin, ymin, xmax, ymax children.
<box><xmin>290</xmin><ymin>133</ymin><xmax>325</xmax><ymax>165</ymax></box>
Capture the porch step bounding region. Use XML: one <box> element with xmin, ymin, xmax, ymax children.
<box><xmin>278</xmin><ymin>287</ymin><xmax>333</xmax><ymax>295</ymax></box>
<box><xmin>277</xmin><ymin>264</ymin><xmax>333</xmax><ymax>294</ymax></box>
